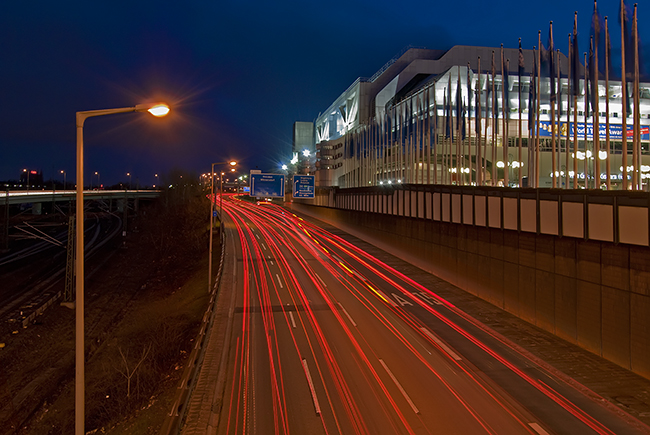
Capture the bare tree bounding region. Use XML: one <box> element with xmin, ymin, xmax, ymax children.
<box><xmin>116</xmin><ymin>344</ymin><xmax>151</xmax><ymax>398</ymax></box>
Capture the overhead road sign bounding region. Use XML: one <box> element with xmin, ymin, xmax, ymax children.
<box><xmin>250</xmin><ymin>173</ymin><xmax>285</xmax><ymax>198</ymax></box>
<box><xmin>292</xmin><ymin>175</ymin><xmax>315</xmax><ymax>199</ymax></box>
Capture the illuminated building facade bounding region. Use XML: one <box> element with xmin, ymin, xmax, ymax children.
<box><xmin>313</xmin><ymin>46</ymin><xmax>650</xmax><ymax>190</ymax></box>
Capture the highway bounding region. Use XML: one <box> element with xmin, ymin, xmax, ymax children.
<box><xmin>212</xmin><ymin>195</ymin><xmax>647</xmax><ymax>435</ymax></box>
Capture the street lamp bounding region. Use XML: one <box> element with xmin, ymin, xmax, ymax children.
<box><xmin>61</xmin><ymin>170</ymin><xmax>66</xmax><ymax>190</ymax></box>
<box><xmin>72</xmin><ymin>102</ymin><xmax>169</xmax><ymax>435</ymax></box>
<box><xmin>208</xmin><ymin>160</ymin><xmax>236</xmax><ymax>293</ymax></box>
<box><xmin>154</xmin><ymin>173</ymin><xmax>159</xmax><ymax>188</ymax></box>
<box><xmin>23</xmin><ymin>168</ymin><xmax>29</xmax><ymax>191</ymax></box>
<box><xmin>126</xmin><ymin>172</ymin><xmax>132</xmax><ymax>189</ymax></box>
<box><xmin>94</xmin><ymin>171</ymin><xmax>100</xmax><ymax>190</ymax></box>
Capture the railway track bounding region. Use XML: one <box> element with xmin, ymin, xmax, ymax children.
<box><xmin>0</xmin><ymin>213</ymin><xmax>122</xmax><ymax>332</ymax></box>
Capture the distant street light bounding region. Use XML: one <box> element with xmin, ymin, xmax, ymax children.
<box><xmin>61</xmin><ymin>170</ymin><xmax>66</xmax><ymax>190</ymax></box>
<box><xmin>94</xmin><ymin>171</ymin><xmax>100</xmax><ymax>190</ymax></box>
<box><xmin>208</xmin><ymin>160</ymin><xmax>236</xmax><ymax>293</ymax></box>
<box><xmin>72</xmin><ymin>102</ymin><xmax>169</xmax><ymax>435</ymax></box>
<box><xmin>154</xmin><ymin>173</ymin><xmax>159</xmax><ymax>188</ymax></box>
<box><xmin>23</xmin><ymin>168</ymin><xmax>29</xmax><ymax>191</ymax></box>
<box><xmin>126</xmin><ymin>172</ymin><xmax>132</xmax><ymax>189</ymax></box>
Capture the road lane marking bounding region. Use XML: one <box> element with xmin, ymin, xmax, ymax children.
<box><xmin>379</xmin><ymin>359</ymin><xmax>419</xmax><ymax>414</ymax></box>
<box><xmin>289</xmin><ymin>311</ymin><xmax>297</xmax><ymax>328</ymax></box>
<box><xmin>302</xmin><ymin>359</ymin><xmax>321</xmax><ymax>415</ymax></box>
<box><xmin>416</xmin><ymin>291</ymin><xmax>442</xmax><ymax>305</ymax></box>
<box><xmin>528</xmin><ymin>423</ymin><xmax>551</xmax><ymax>435</ymax></box>
<box><xmin>255</xmin><ymin>233</ymin><xmax>260</xmax><ymax>240</ymax></box>
<box><xmin>275</xmin><ymin>273</ymin><xmax>284</xmax><ymax>289</ymax></box>
<box><xmin>420</xmin><ymin>327</ymin><xmax>462</xmax><ymax>361</ymax></box>
<box><xmin>337</xmin><ymin>303</ymin><xmax>357</xmax><ymax>327</ymax></box>
<box><xmin>314</xmin><ymin>273</ymin><xmax>327</xmax><ymax>288</ymax></box>
<box><xmin>392</xmin><ymin>292</ymin><xmax>413</xmax><ymax>306</ymax></box>
<box><xmin>262</xmin><ymin>243</ymin><xmax>267</xmax><ymax>251</ymax></box>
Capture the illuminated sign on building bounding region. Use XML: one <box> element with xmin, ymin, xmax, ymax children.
<box><xmin>539</xmin><ymin>121</ymin><xmax>650</xmax><ymax>141</ymax></box>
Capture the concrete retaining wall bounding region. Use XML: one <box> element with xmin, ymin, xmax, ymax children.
<box><xmin>290</xmin><ymin>199</ymin><xmax>650</xmax><ymax>379</ymax></box>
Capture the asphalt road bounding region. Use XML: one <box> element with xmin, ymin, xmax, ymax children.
<box><xmin>211</xmin><ymin>196</ymin><xmax>648</xmax><ymax>435</ymax></box>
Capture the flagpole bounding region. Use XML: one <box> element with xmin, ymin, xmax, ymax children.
<box><xmin>501</xmin><ymin>46</ymin><xmax>509</xmax><ymax>186</ymax></box>
<box><xmin>477</xmin><ymin>57</ymin><xmax>483</xmax><ymax>186</ymax></box>
<box><xmin>584</xmin><ymin>51</ymin><xmax>590</xmax><ymax>188</ymax></box>
<box><xmin>605</xmin><ymin>17</ymin><xmax>611</xmax><ymax>189</ymax></box>
<box><xmin>550</xmin><ymin>22</ymin><xmax>557</xmax><ymax>188</ymax></box>
<box><xmin>456</xmin><ymin>66</ymin><xmax>462</xmax><ymax>185</ymax></box>
<box><xmin>633</xmin><ymin>4</ymin><xmax>640</xmax><ymax>190</ymax></box>
<box><xmin>518</xmin><ymin>40</ymin><xmax>523</xmax><ymax>187</ymax></box>
<box><xmin>566</xmin><ymin>33</ymin><xmax>572</xmax><ymax>189</ymax></box>
<box><xmin>492</xmin><ymin>51</ymin><xmax>497</xmax><ymax>186</ymax></box>
<box><xmin>593</xmin><ymin>1</ymin><xmax>601</xmax><ymax>189</ymax></box>
<box><xmin>573</xmin><ymin>13</ymin><xmax>579</xmax><ymax>189</ymax></box>
<box><xmin>449</xmin><ymin>76</ymin><xmax>454</xmax><ymax>185</ymax></box>
<box><xmin>426</xmin><ymin>87</ymin><xmax>430</xmax><ymax>184</ymax></box>
<box><xmin>433</xmin><ymin>86</ymin><xmax>438</xmax><ymax>184</ymax></box>
<box><xmin>443</xmin><ymin>86</ymin><xmax>447</xmax><ymax>184</ymax></box>
<box><xmin>484</xmin><ymin>70</ymin><xmax>490</xmax><ymax>185</ymax></box>
<box><xmin>467</xmin><ymin>63</ymin><xmax>473</xmax><ymax>185</ymax></box>
<box><xmin>621</xmin><ymin>0</ymin><xmax>628</xmax><ymax>190</ymax></box>
<box><xmin>556</xmin><ymin>49</ymin><xmax>562</xmax><ymax>188</ymax></box>
<box><xmin>536</xmin><ymin>32</ymin><xmax>541</xmax><ymax>188</ymax></box>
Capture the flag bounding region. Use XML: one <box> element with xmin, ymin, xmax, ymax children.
<box><xmin>571</xmin><ymin>13</ymin><xmax>580</xmax><ymax>96</ymax></box>
<box><xmin>528</xmin><ymin>48</ymin><xmax>536</xmax><ymax>135</ymax></box>
<box><xmin>558</xmin><ymin>49</ymin><xmax>563</xmax><ymax>117</ymax></box>
<box><xmin>620</xmin><ymin>0</ymin><xmax>634</xmax><ymax>78</ymax></box>
<box><xmin>502</xmin><ymin>47</ymin><xmax>511</xmax><ymax>113</ymax></box>
<box><xmin>592</xmin><ymin>0</ymin><xmax>606</xmax><ymax>74</ymax></box>
<box><xmin>444</xmin><ymin>89</ymin><xmax>451</xmax><ymax>139</ymax></box>
<box><xmin>619</xmin><ymin>0</ymin><xmax>633</xmax><ymax>113</ymax></box>
<box><xmin>456</xmin><ymin>67</ymin><xmax>462</xmax><ymax>135</ymax></box>
<box><xmin>586</xmin><ymin>42</ymin><xmax>592</xmax><ymax>118</ymax></box>
<box><xmin>585</xmin><ymin>37</ymin><xmax>598</xmax><ymax>116</ymax></box>
<box><xmin>475</xmin><ymin>66</ymin><xmax>482</xmax><ymax>135</ymax></box>
<box><xmin>467</xmin><ymin>63</ymin><xmax>473</xmax><ymax>125</ymax></box>
<box><xmin>461</xmin><ymin>98</ymin><xmax>467</xmax><ymax>140</ymax></box>
<box><xmin>518</xmin><ymin>39</ymin><xmax>525</xmax><ymax>78</ymax></box>
<box><xmin>548</xmin><ymin>22</ymin><xmax>556</xmax><ymax>103</ymax></box>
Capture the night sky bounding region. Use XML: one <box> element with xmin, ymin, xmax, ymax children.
<box><xmin>1</xmin><ymin>0</ymin><xmax>648</xmax><ymax>187</ymax></box>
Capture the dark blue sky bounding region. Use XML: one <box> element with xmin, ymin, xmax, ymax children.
<box><xmin>1</xmin><ymin>0</ymin><xmax>647</xmax><ymax>186</ymax></box>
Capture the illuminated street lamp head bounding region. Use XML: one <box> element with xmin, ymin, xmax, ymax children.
<box><xmin>229</xmin><ymin>161</ymin><xmax>237</xmax><ymax>166</ymax></box>
<box><xmin>134</xmin><ymin>102</ymin><xmax>170</xmax><ymax>117</ymax></box>
<box><xmin>148</xmin><ymin>103</ymin><xmax>170</xmax><ymax>117</ymax></box>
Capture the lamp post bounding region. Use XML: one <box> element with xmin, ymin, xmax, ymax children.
<box><xmin>208</xmin><ymin>160</ymin><xmax>236</xmax><ymax>293</ymax></box>
<box><xmin>23</xmin><ymin>168</ymin><xmax>29</xmax><ymax>191</ymax></box>
<box><xmin>154</xmin><ymin>173</ymin><xmax>159</xmax><ymax>188</ymax></box>
<box><xmin>61</xmin><ymin>170</ymin><xmax>66</xmax><ymax>190</ymax></box>
<box><xmin>126</xmin><ymin>172</ymin><xmax>132</xmax><ymax>189</ymax></box>
<box><xmin>94</xmin><ymin>171</ymin><xmax>100</xmax><ymax>190</ymax></box>
<box><xmin>73</xmin><ymin>102</ymin><xmax>168</xmax><ymax>435</ymax></box>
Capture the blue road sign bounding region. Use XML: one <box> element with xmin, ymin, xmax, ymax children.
<box><xmin>213</xmin><ymin>210</ymin><xmax>218</xmax><ymax>217</ymax></box>
<box><xmin>250</xmin><ymin>173</ymin><xmax>285</xmax><ymax>198</ymax></box>
<box><xmin>292</xmin><ymin>175</ymin><xmax>315</xmax><ymax>198</ymax></box>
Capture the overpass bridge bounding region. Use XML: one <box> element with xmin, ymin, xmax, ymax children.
<box><xmin>0</xmin><ymin>189</ymin><xmax>160</xmax><ymax>207</ymax></box>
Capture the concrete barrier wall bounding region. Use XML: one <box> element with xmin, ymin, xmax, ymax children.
<box><xmin>293</xmin><ymin>185</ymin><xmax>650</xmax><ymax>379</ymax></box>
